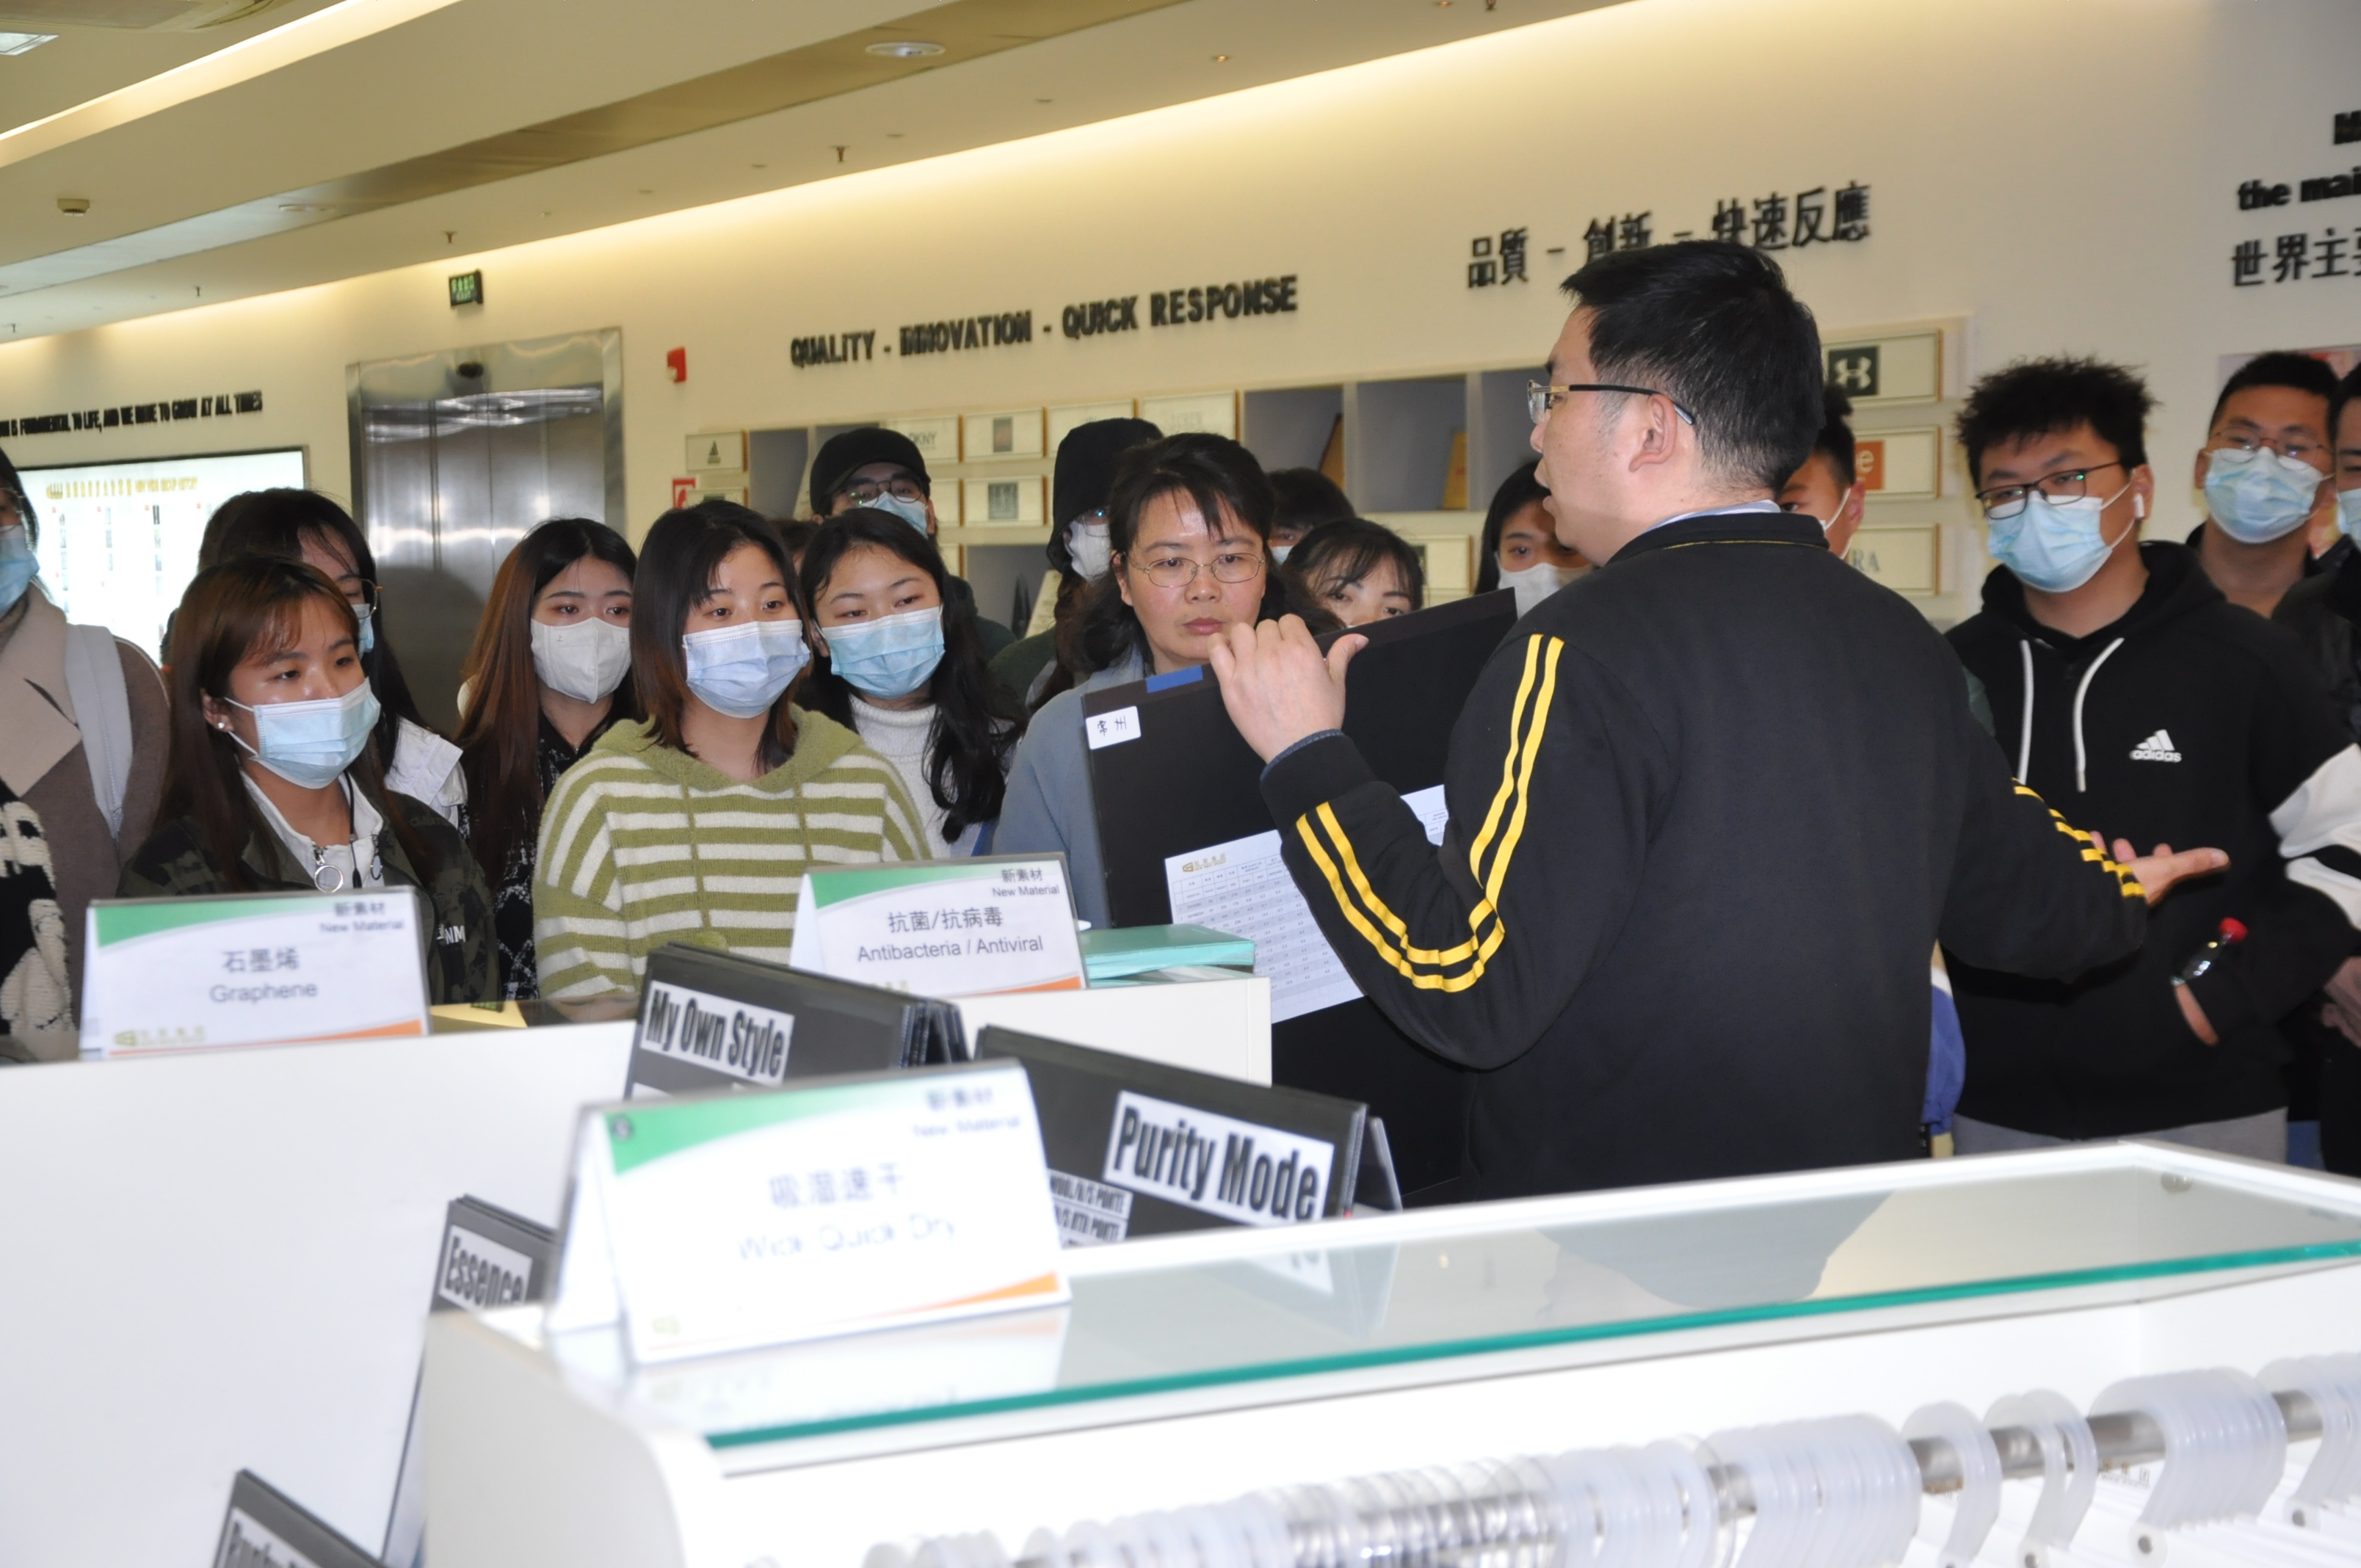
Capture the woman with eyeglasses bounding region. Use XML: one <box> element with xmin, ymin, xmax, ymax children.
<box><xmin>119</xmin><ymin>555</ymin><xmax>495</xmax><ymax>1002</ymax></box>
<box><xmin>534</xmin><ymin>501</ymin><xmax>922</xmax><ymax>998</ymax></box>
<box><xmin>995</xmin><ymin>433</ymin><xmax>1333</xmax><ymax>929</ymax></box>
<box><xmin>199</xmin><ymin>489</ymin><xmax>462</xmax><ymax>827</ymax></box>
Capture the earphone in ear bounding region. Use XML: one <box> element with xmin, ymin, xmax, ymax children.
<box><xmin>2134</xmin><ymin>493</ymin><xmax>2147</xmax><ymax>521</ymax></box>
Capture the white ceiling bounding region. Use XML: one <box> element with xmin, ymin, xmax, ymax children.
<box><xmin>0</xmin><ymin>0</ymin><xmax>1628</xmax><ymax>341</ymax></box>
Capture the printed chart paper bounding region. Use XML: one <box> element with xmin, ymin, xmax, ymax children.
<box><xmin>1164</xmin><ymin>785</ymin><xmax>1446</xmax><ymax>1024</ymax></box>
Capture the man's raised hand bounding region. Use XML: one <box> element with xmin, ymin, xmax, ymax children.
<box><xmin>1208</xmin><ymin>615</ymin><xmax>1366</xmax><ymax>763</ymax></box>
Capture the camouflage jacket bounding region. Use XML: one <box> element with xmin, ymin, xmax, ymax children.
<box><xmin>117</xmin><ymin>793</ymin><xmax>497</xmax><ymax>1005</ymax></box>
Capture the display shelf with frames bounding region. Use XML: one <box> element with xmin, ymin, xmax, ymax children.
<box><xmin>422</xmin><ymin>1142</ymin><xmax>2361</xmax><ymax>1567</ymax></box>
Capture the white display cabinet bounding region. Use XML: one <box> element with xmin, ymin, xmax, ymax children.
<box><xmin>421</xmin><ymin>1143</ymin><xmax>2361</xmax><ymax>1567</ymax></box>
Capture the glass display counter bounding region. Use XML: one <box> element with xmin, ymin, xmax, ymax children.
<box><xmin>421</xmin><ymin>1142</ymin><xmax>2361</xmax><ymax>1568</ymax></box>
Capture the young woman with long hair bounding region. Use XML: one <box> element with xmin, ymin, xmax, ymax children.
<box><xmin>451</xmin><ymin>518</ymin><xmax>639</xmax><ymax>999</ymax></box>
<box><xmin>533</xmin><ymin>501</ymin><xmax>922</xmax><ymax>998</ymax></box>
<box><xmin>996</xmin><ymin>432</ymin><xmax>1335</xmax><ymax>928</ymax></box>
<box><xmin>199</xmin><ymin>488</ymin><xmax>464</xmax><ymax>823</ymax></box>
<box><xmin>798</xmin><ymin>509</ymin><xmax>1021</xmax><ymax>856</ymax></box>
<box><xmin>119</xmin><ymin>555</ymin><xmax>494</xmax><ymax>1002</ymax></box>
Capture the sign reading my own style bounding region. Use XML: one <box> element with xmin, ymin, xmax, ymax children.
<box><xmin>785</xmin><ymin>855</ymin><xmax>1085</xmax><ymax>998</ymax></box>
<box><xmin>546</xmin><ymin>1062</ymin><xmax>1068</xmax><ymax>1362</ymax></box>
<box><xmin>80</xmin><ymin>890</ymin><xmax>431</xmax><ymax>1058</ymax></box>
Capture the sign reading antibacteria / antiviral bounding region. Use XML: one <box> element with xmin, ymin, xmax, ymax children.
<box><xmin>786</xmin><ymin>854</ymin><xmax>1085</xmax><ymax>997</ymax></box>
<box><xmin>80</xmin><ymin>890</ymin><xmax>431</xmax><ymax>1059</ymax></box>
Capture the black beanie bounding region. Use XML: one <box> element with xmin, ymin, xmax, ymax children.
<box><xmin>1047</xmin><ymin>417</ymin><xmax>1162</xmax><ymax>573</ymax></box>
<box><xmin>808</xmin><ymin>427</ymin><xmax>930</xmax><ymax>515</ymax></box>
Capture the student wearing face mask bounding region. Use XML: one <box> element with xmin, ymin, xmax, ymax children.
<box><xmin>807</xmin><ymin>428</ymin><xmax>1018</xmax><ymax>662</ymax></box>
<box><xmin>1267</xmin><ymin>468</ymin><xmax>1355</xmax><ymax>564</ymax></box>
<box><xmin>799</xmin><ymin>511</ymin><xmax>1023</xmax><ymax>857</ymax></box>
<box><xmin>996</xmin><ymin>434</ymin><xmax>1334</xmax><ymax>929</ymax></box>
<box><xmin>0</xmin><ymin>450</ymin><xmax>171</xmax><ymax>1060</ymax></box>
<box><xmin>2184</xmin><ymin>353</ymin><xmax>2339</xmax><ymax>618</ymax></box>
<box><xmin>120</xmin><ymin>556</ymin><xmax>494</xmax><ymax>1001</ymax></box>
<box><xmin>1777</xmin><ymin>386</ymin><xmax>1868</xmax><ymax>556</ymax></box>
<box><xmin>1944</xmin><ymin>356</ymin><xmax>2361</xmax><ymax>1161</ymax></box>
<box><xmin>200</xmin><ymin>489</ymin><xmax>462</xmax><ymax>827</ymax></box>
<box><xmin>451</xmin><ymin>520</ymin><xmax>639</xmax><ymax>1001</ymax></box>
<box><xmin>1476</xmin><ymin>462</ymin><xmax>1591</xmax><ymax>616</ymax></box>
<box><xmin>990</xmin><ymin>417</ymin><xmax>1163</xmax><ymax>710</ymax></box>
<box><xmin>534</xmin><ymin>501</ymin><xmax>921</xmax><ymax>998</ymax></box>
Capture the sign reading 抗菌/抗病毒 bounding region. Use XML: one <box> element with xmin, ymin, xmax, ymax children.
<box><xmin>786</xmin><ymin>855</ymin><xmax>1084</xmax><ymax>998</ymax></box>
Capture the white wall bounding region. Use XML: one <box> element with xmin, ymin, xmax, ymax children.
<box><xmin>3</xmin><ymin>0</ymin><xmax>2355</xmax><ymax>562</ymax></box>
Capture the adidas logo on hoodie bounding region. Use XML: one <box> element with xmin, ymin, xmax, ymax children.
<box><xmin>2130</xmin><ymin>729</ymin><xmax>2182</xmax><ymax>763</ymax></box>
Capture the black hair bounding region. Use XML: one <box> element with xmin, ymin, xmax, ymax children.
<box><xmin>772</xmin><ymin>517</ymin><xmax>821</xmax><ymax>561</ymax></box>
<box><xmin>1065</xmin><ymin>433</ymin><xmax>1334</xmax><ymax>677</ymax></box>
<box><xmin>797</xmin><ymin>509</ymin><xmax>1022</xmax><ymax>840</ymax></box>
<box><xmin>2337</xmin><ymin>363</ymin><xmax>2361</xmax><ymax>445</ymax></box>
<box><xmin>2211</xmin><ymin>351</ymin><xmax>2339</xmax><ymax>430</ymax></box>
<box><xmin>0</xmin><ymin>444</ymin><xmax>31</xmax><ymax>542</ymax></box>
<box><xmin>1476</xmin><ymin>462</ymin><xmax>1552</xmax><ymax>595</ymax></box>
<box><xmin>1560</xmin><ymin>239</ymin><xmax>1824</xmax><ymax>493</ymax></box>
<box><xmin>634</xmin><ymin>499</ymin><xmax>804</xmax><ymax>771</ymax></box>
<box><xmin>199</xmin><ymin>487</ymin><xmax>427</xmax><ymax>759</ymax></box>
<box><xmin>1288</xmin><ymin>519</ymin><xmax>1425</xmax><ymax>614</ymax></box>
<box><xmin>1268</xmin><ymin>468</ymin><xmax>1354</xmax><ymax>537</ymax></box>
<box><xmin>1809</xmin><ymin>385</ymin><xmax>1857</xmax><ymax>488</ymax></box>
<box><xmin>1956</xmin><ymin>356</ymin><xmax>2155</xmax><ymax>485</ymax></box>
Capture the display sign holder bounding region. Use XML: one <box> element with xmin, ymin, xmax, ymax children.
<box><xmin>1081</xmin><ymin>592</ymin><xmax>1517</xmax><ymax>1194</ymax></box>
<box><xmin>81</xmin><ymin>888</ymin><xmax>432</xmax><ymax>1059</ymax></box>
<box><xmin>624</xmin><ymin>943</ymin><xmax>965</xmax><ymax>1098</ymax></box>
<box><xmin>211</xmin><ymin>1469</ymin><xmax>385</xmax><ymax>1568</ymax></box>
<box><xmin>381</xmin><ymin>1197</ymin><xmax>557</xmax><ymax>1568</ymax></box>
<box><xmin>973</xmin><ymin>1026</ymin><xmax>1390</xmax><ymax>1245</ymax></box>
<box><xmin>547</xmin><ymin>1062</ymin><xmax>1069</xmax><ymax>1364</ymax></box>
<box><xmin>785</xmin><ymin>854</ymin><xmax>1087</xmax><ymax>998</ymax></box>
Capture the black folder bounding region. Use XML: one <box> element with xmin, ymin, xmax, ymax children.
<box><xmin>215</xmin><ymin>1470</ymin><xmax>385</xmax><ymax>1568</ymax></box>
<box><xmin>1080</xmin><ymin>592</ymin><xmax>1517</xmax><ymax>1194</ymax></box>
<box><xmin>624</xmin><ymin>943</ymin><xmax>967</xmax><ymax>1097</ymax></box>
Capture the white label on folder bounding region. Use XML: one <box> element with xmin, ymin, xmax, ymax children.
<box><xmin>1101</xmin><ymin>1090</ymin><xmax>1333</xmax><ymax>1227</ymax></box>
<box><xmin>786</xmin><ymin>858</ymin><xmax>1084</xmax><ymax>997</ymax></box>
<box><xmin>1084</xmin><ymin>705</ymin><xmax>1140</xmax><ymax>749</ymax></box>
<box><xmin>551</xmin><ymin>1064</ymin><xmax>1069</xmax><ymax>1362</ymax></box>
<box><xmin>80</xmin><ymin>891</ymin><xmax>429</xmax><ymax>1057</ymax></box>
<box><xmin>639</xmin><ymin>981</ymin><xmax>794</xmax><ymax>1086</ymax></box>
<box><xmin>438</xmin><ymin>1226</ymin><xmax>536</xmax><ymax>1311</ymax></box>
<box><xmin>218</xmin><ymin>1507</ymin><xmax>318</xmax><ymax>1568</ymax></box>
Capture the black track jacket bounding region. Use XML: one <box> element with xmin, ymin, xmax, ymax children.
<box><xmin>1259</xmin><ymin>508</ymin><xmax>2148</xmax><ymax>1199</ymax></box>
<box><xmin>1946</xmin><ymin>543</ymin><xmax>2361</xmax><ymax>1138</ymax></box>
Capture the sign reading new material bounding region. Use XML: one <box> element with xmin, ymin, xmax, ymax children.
<box><xmin>786</xmin><ymin>855</ymin><xmax>1085</xmax><ymax>998</ymax></box>
<box><xmin>80</xmin><ymin>890</ymin><xmax>430</xmax><ymax>1058</ymax></box>
<box><xmin>548</xmin><ymin>1063</ymin><xmax>1067</xmax><ymax>1362</ymax></box>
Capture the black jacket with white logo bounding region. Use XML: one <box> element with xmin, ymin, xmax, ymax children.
<box><xmin>1947</xmin><ymin>542</ymin><xmax>2361</xmax><ymax>1137</ymax></box>
<box><xmin>1260</xmin><ymin>508</ymin><xmax>2149</xmax><ymax>1199</ymax></box>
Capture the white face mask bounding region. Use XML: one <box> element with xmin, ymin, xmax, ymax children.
<box><xmin>1498</xmin><ymin>559</ymin><xmax>1586</xmax><ymax>617</ymax></box>
<box><xmin>1271</xmin><ymin>543</ymin><xmax>1295</xmax><ymax>565</ymax></box>
<box><xmin>532</xmin><ymin>617</ymin><xmax>632</xmax><ymax>704</ymax></box>
<box><xmin>1066</xmin><ymin>518</ymin><xmax>1112</xmax><ymax>581</ymax></box>
<box><xmin>2340</xmin><ymin>487</ymin><xmax>2361</xmax><ymax>541</ymax></box>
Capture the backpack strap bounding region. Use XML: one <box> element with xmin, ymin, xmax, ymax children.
<box><xmin>59</xmin><ymin>624</ymin><xmax>131</xmax><ymax>843</ymax></box>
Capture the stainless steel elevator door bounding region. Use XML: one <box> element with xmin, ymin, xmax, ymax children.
<box><xmin>358</xmin><ymin>386</ymin><xmax>606</xmax><ymax>727</ymax></box>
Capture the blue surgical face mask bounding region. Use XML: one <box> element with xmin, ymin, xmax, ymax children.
<box><xmin>355</xmin><ymin>601</ymin><xmax>375</xmax><ymax>657</ymax></box>
<box><xmin>866</xmin><ymin>493</ymin><xmax>931</xmax><ymax>534</ymax></box>
<box><xmin>681</xmin><ymin>618</ymin><xmax>809</xmax><ymax>718</ymax></box>
<box><xmin>825</xmin><ymin>606</ymin><xmax>946</xmax><ymax>700</ymax></box>
<box><xmin>224</xmin><ymin>683</ymin><xmax>381</xmax><ymax>789</ymax></box>
<box><xmin>2339</xmin><ymin>487</ymin><xmax>2361</xmax><ymax>541</ymax></box>
<box><xmin>1985</xmin><ymin>482</ymin><xmax>2136</xmax><ymax>595</ymax></box>
<box><xmin>2204</xmin><ymin>445</ymin><xmax>2326</xmax><ymax>545</ymax></box>
<box><xmin>0</xmin><ymin>526</ymin><xmax>37</xmax><ymax>616</ymax></box>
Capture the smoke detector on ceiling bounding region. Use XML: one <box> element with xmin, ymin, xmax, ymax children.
<box><xmin>57</xmin><ymin>197</ymin><xmax>90</xmax><ymax>215</ymax></box>
<box><xmin>0</xmin><ymin>0</ymin><xmax>298</xmax><ymax>31</ymax></box>
<box><xmin>864</xmin><ymin>40</ymin><xmax>943</xmax><ymax>59</ymax></box>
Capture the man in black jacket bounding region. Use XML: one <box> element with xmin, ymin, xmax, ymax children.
<box><xmin>1945</xmin><ymin>357</ymin><xmax>2361</xmax><ymax>1160</ymax></box>
<box><xmin>1208</xmin><ymin>242</ymin><xmax>2219</xmax><ymax>1200</ymax></box>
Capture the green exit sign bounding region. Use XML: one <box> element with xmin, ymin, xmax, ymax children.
<box><xmin>448</xmin><ymin>269</ymin><xmax>484</xmax><ymax>308</ymax></box>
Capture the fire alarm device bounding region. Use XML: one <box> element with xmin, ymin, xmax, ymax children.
<box><xmin>665</xmin><ymin>347</ymin><xmax>687</xmax><ymax>382</ymax></box>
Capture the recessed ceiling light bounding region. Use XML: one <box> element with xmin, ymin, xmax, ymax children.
<box><xmin>885</xmin><ymin>131</ymin><xmax>904</xmax><ymax>139</ymax></box>
<box><xmin>1211</xmin><ymin>53</ymin><xmax>1230</xmax><ymax>62</ymax></box>
<box><xmin>0</xmin><ymin>31</ymin><xmax>57</xmax><ymax>54</ymax></box>
<box><xmin>865</xmin><ymin>40</ymin><xmax>943</xmax><ymax>58</ymax></box>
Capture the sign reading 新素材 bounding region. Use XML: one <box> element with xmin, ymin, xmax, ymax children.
<box><xmin>544</xmin><ymin>1061</ymin><xmax>1069</xmax><ymax>1362</ymax></box>
<box><xmin>79</xmin><ymin>890</ymin><xmax>431</xmax><ymax>1058</ymax></box>
<box><xmin>786</xmin><ymin>854</ymin><xmax>1085</xmax><ymax>997</ymax></box>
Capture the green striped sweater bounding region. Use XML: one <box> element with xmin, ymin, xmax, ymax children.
<box><xmin>534</xmin><ymin>713</ymin><xmax>924</xmax><ymax>998</ymax></box>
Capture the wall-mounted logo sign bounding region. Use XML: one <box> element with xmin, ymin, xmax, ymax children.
<box><xmin>1579</xmin><ymin>181</ymin><xmax>1871</xmax><ymax>259</ymax></box>
<box><xmin>792</xmin><ymin>330</ymin><xmax>877</xmax><ymax>367</ymax></box>
<box><xmin>1059</xmin><ymin>275</ymin><xmax>1299</xmax><ymax>340</ymax></box>
<box><xmin>4</xmin><ymin>390</ymin><xmax>264</xmax><ymax>440</ymax></box>
<box><xmin>2227</xmin><ymin>114</ymin><xmax>2361</xmax><ymax>289</ymax></box>
<box><xmin>901</xmin><ymin>311</ymin><xmax>1034</xmax><ymax>357</ymax></box>
<box><xmin>447</xmin><ymin>269</ymin><xmax>484</xmax><ymax>308</ymax></box>
<box><xmin>1467</xmin><ymin>229</ymin><xmax>1530</xmax><ymax>288</ymax></box>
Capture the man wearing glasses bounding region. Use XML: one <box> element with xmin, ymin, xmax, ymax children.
<box><xmin>806</xmin><ymin>427</ymin><xmax>1017</xmax><ymax>660</ymax></box>
<box><xmin>2185</xmin><ymin>352</ymin><xmax>2339</xmax><ymax>618</ymax></box>
<box><xmin>1208</xmin><ymin>242</ymin><xmax>2221</xmax><ymax>1200</ymax></box>
<box><xmin>1943</xmin><ymin>356</ymin><xmax>2361</xmax><ymax>1162</ymax></box>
